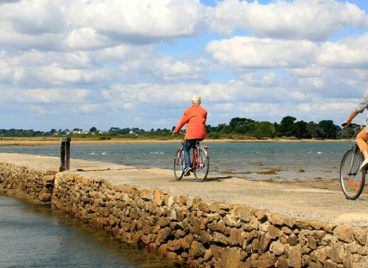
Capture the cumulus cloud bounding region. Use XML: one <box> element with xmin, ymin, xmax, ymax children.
<box><xmin>0</xmin><ymin>0</ymin><xmax>208</xmax><ymax>50</ymax></box>
<box><xmin>210</xmin><ymin>0</ymin><xmax>368</xmax><ymax>40</ymax></box>
<box><xmin>207</xmin><ymin>36</ymin><xmax>317</xmax><ymax>68</ymax></box>
<box><xmin>0</xmin><ymin>0</ymin><xmax>367</xmax><ymax>130</ymax></box>
<box><xmin>317</xmin><ymin>33</ymin><xmax>368</xmax><ymax>68</ymax></box>
<box><xmin>207</xmin><ymin>33</ymin><xmax>368</xmax><ymax>71</ymax></box>
<box><xmin>0</xmin><ymin>88</ymin><xmax>90</xmax><ymax>104</ymax></box>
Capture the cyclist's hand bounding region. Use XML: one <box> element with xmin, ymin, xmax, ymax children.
<box><xmin>341</xmin><ymin>120</ymin><xmax>350</xmax><ymax>127</ymax></box>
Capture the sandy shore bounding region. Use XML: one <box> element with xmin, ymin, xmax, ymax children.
<box><xmin>0</xmin><ymin>137</ymin><xmax>353</xmax><ymax>146</ymax></box>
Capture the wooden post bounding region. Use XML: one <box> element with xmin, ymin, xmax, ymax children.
<box><xmin>59</xmin><ymin>137</ymin><xmax>71</xmax><ymax>171</ymax></box>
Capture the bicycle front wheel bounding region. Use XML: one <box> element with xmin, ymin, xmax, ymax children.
<box><xmin>174</xmin><ymin>149</ymin><xmax>184</xmax><ymax>180</ymax></box>
<box><xmin>193</xmin><ymin>147</ymin><xmax>209</xmax><ymax>182</ymax></box>
<box><xmin>340</xmin><ymin>149</ymin><xmax>366</xmax><ymax>200</ymax></box>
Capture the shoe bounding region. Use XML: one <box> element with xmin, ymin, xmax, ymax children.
<box><xmin>183</xmin><ymin>167</ymin><xmax>192</xmax><ymax>176</ymax></box>
<box><xmin>359</xmin><ymin>159</ymin><xmax>368</xmax><ymax>171</ymax></box>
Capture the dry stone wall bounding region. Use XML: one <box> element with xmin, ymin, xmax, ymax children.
<box><xmin>0</xmin><ymin>162</ymin><xmax>368</xmax><ymax>267</ymax></box>
<box><xmin>0</xmin><ymin>162</ymin><xmax>54</xmax><ymax>202</ymax></box>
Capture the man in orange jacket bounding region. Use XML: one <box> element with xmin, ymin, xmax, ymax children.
<box><xmin>173</xmin><ymin>95</ymin><xmax>208</xmax><ymax>175</ymax></box>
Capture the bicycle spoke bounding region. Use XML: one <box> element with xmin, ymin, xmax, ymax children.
<box><xmin>340</xmin><ymin>148</ymin><xmax>366</xmax><ymax>200</ymax></box>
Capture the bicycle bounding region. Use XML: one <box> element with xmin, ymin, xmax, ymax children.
<box><xmin>173</xmin><ymin>140</ymin><xmax>209</xmax><ymax>181</ymax></box>
<box><xmin>340</xmin><ymin>142</ymin><xmax>366</xmax><ymax>200</ymax></box>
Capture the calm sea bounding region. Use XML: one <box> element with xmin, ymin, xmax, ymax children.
<box><xmin>0</xmin><ymin>141</ymin><xmax>354</xmax><ymax>180</ymax></box>
<box><xmin>0</xmin><ymin>195</ymin><xmax>173</xmax><ymax>268</ymax></box>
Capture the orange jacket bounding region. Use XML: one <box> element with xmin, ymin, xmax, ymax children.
<box><xmin>174</xmin><ymin>104</ymin><xmax>207</xmax><ymax>140</ymax></box>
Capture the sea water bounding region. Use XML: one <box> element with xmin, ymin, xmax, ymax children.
<box><xmin>0</xmin><ymin>141</ymin><xmax>353</xmax><ymax>180</ymax></box>
<box><xmin>0</xmin><ymin>195</ymin><xmax>173</xmax><ymax>268</ymax></box>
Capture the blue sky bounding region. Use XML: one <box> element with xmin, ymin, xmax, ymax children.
<box><xmin>0</xmin><ymin>0</ymin><xmax>368</xmax><ymax>131</ymax></box>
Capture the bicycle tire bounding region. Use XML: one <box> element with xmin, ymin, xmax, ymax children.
<box><xmin>174</xmin><ymin>149</ymin><xmax>184</xmax><ymax>180</ymax></box>
<box><xmin>193</xmin><ymin>147</ymin><xmax>209</xmax><ymax>182</ymax></box>
<box><xmin>340</xmin><ymin>149</ymin><xmax>366</xmax><ymax>200</ymax></box>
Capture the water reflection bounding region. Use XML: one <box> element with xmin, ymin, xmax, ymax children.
<box><xmin>0</xmin><ymin>195</ymin><xmax>176</xmax><ymax>268</ymax></box>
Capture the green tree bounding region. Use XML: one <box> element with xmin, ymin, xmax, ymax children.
<box><xmin>318</xmin><ymin>120</ymin><xmax>340</xmax><ymax>139</ymax></box>
<box><xmin>277</xmin><ymin>116</ymin><xmax>297</xmax><ymax>137</ymax></box>
<box><xmin>306</xmin><ymin>122</ymin><xmax>324</xmax><ymax>139</ymax></box>
<box><xmin>294</xmin><ymin>121</ymin><xmax>310</xmax><ymax>139</ymax></box>
<box><xmin>89</xmin><ymin>126</ymin><xmax>98</xmax><ymax>133</ymax></box>
<box><xmin>253</xmin><ymin>121</ymin><xmax>276</xmax><ymax>139</ymax></box>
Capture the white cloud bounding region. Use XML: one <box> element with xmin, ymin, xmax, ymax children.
<box><xmin>0</xmin><ymin>0</ymin><xmax>367</xmax><ymax>130</ymax></box>
<box><xmin>210</xmin><ymin>0</ymin><xmax>368</xmax><ymax>40</ymax></box>
<box><xmin>207</xmin><ymin>36</ymin><xmax>317</xmax><ymax>68</ymax></box>
<box><xmin>64</xmin><ymin>28</ymin><xmax>114</xmax><ymax>50</ymax></box>
<box><xmin>317</xmin><ymin>33</ymin><xmax>368</xmax><ymax>68</ymax></box>
<box><xmin>0</xmin><ymin>88</ymin><xmax>90</xmax><ymax>104</ymax></box>
<box><xmin>0</xmin><ymin>0</ymin><xmax>208</xmax><ymax>50</ymax></box>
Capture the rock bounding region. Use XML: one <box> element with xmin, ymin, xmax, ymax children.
<box><xmin>229</xmin><ymin>228</ymin><xmax>243</xmax><ymax>246</ymax></box>
<box><xmin>158</xmin><ymin>217</ymin><xmax>170</xmax><ymax>227</ymax></box>
<box><xmin>288</xmin><ymin>233</ymin><xmax>299</xmax><ymax>246</ymax></box>
<box><xmin>270</xmin><ymin>241</ymin><xmax>285</xmax><ymax>256</ymax></box>
<box><xmin>353</xmin><ymin>227</ymin><xmax>367</xmax><ymax>245</ymax></box>
<box><xmin>198</xmin><ymin>230</ymin><xmax>212</xmax><ymax>244</ymax></box>
<box><xmin>156</xmin><ymin>227</ymin><xmax>171</xmax><ymax>244</ymax></box>
<box><xmin>231</xmin><ymin>206</ymin><xmax>253</xmax><ymax>222</ymax></box>
<box><xmin>270</xmin><ymin>214</ymin><xmax>285</xmax><ymax>226</ymax></box>
<box><xmin>213</xmin><ymin>232</ymin><xmax>229</xmax><ymax>245</ymax></box>
<box><xmin>154</xmin><ymin>190</ymin><xmax>163</xmax><ymax>206</ymax></box>
<box><xmin>179</xmin><ymin>234</ymin><xmax>192</xmax><ymax>249</ymax></box>
<box><xmin>38</xmin><ymin>192</ymin><xmax>51</xmax><ymax>202</ymax></box>
<box><xmin>286</xmin><ymin>245</ymin><xmax>302</xmax><ymax>268</ymax></box>
<box><xmin>190</xmin><ymin>240</ymin><xmax>206</xmax><ymax>257</ymax></box>
<box><xmin>324</xmin><ymin>260</ymin><xmax>338</xmax><ymax>268</ymax></box>
<box><xmin>203</xmin><ymin>249</ymin><xmax>213</xmax><ymax>261</ymax></box>
<box><xmin>258</xmin><ymin>252</ymin><xmax>276</xmax><ymax>268</ymax></box>
<box><xmin>167</xmin><ymin>239</ymin><xmax>182</xmax><ymax>252</ymax></box>
<box><xmin>259</xmin><ymin>232</ymin><xmax>271</xmax><ymax>253</ymax></box>
<box><xmin>314</xmin><ymin>246</ymin><xmax>332</xmax><ymax>263</ymax></box>
<box><xmin>334</xmin><ymin>225</ymin><xmax>353</xmax><ymax>243</ymax></box>
<box><xmin>295</xmin><ymin>219</ymin><xmax>311</xmax><ymax>230</ymax></box>
<box><xmin>139</xmin><ymin>189</ymin><xmax>153</xmax><ymax>201</ymax></box>
<box><xmin>268</xmin><ymin>225</ymin><xmax>280</xmax><ymax>239</ymax></box>
<box><xmin>165</xmin><ymin>196</ymin><xmax>175</xmax><ymax>208</ymax></box>
<box><xmin>224</xmin><ymin>215</ymin><xmax>241</xmax><ymax>228</ymax></box>
<box><xmin>276</xmin><ymin>255</ymin><xmax>289</xmax><ymax>268</ymax></box>
<box><xmin>331</xmin><ymin>244</ymin><xmax>346</xmax><ymax>263</ymax></box>
<box><xmin>220</xmin><ymin>248</ymin><xmax>242</xmax><ymax>268</ymax></box>
<box><xmin>189</xmin><ymin>213</ymin><xmax>201</xmax><ymax>233</ymax></box>
<box><xmin>255</xmin><ymin>210</ymin><xmax>268</xmax><ymax>222</ymax></box>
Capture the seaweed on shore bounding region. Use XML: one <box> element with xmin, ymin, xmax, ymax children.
<box><xmin>256</xmin><ymin>168</ymin><xmax>282</xmax><ymax>175</ymax></box>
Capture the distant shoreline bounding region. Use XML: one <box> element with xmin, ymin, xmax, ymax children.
<box><xmin>0</xmin><ymin>137</ymin><xmax>354</xmax><ymax>146</ymax></box>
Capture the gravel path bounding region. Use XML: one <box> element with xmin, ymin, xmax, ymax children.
<box><xmin>1</xmin><ymin>153</ymin><xmax>368</xmax><ymax>227</ymax></box>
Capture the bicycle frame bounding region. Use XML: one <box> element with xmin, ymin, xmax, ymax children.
<box><xmin>348</xmin><ymin>144</ymin><xmax>360</xmax><ymax>176</ymax></box>
<box><xmin>177</xmin><ymin>141</ymin><xmax>208</xmax><ymax>171</ymax></box>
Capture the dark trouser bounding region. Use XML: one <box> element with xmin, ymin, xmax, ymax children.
<box><xmin>184</xmin><ymin>139</ymin><xmax>202</xmax><ymax>168</ymax></box>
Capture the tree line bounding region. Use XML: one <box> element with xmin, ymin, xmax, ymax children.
<box><xmin>205</xmin><ymin>116</ymin><xmax>360</xmax><ymax>140</ymax></box>
<box><xmin>0</xmin><ymin>116</ymin><xmax>361</xmax><ymax>139</ymax></box>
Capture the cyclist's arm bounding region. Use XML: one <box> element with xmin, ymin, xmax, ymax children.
<box><xmin>173</xmin><ymin>111</ymin><xmax>190</xmax><ymax>134</ymax></box>
<box><xmin>342</xmin><ymin>111</ymin><xmax>358</xmax><ymax>127</ymax></box>
<box><xmin>342</xmin><ymin>92</ymin><xmax>368</xmax><ymax>127</ymax></box>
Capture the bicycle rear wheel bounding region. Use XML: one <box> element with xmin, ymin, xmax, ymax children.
<box><xmin>193</xmin><ymin>147</ymin><xmax>209</xmax><ymax>182</ymax></box>
<box><xmin>174</xmin><ymin>149</ymin><xmax>184</xmax><ymax>180</ymax></box>
<box><xmin>340</xmin><ymin>149</ymin><xmax>366</xmax><ymax>200</ymax></box>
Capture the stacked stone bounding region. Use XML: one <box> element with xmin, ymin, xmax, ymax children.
<box><xmin>51</xmin><ymin>173</ymin><xmax>368</xmax><ymax>268</ymax></box>
<box><xmin>0</xmin><ymin>162</ymin><xmax>55</xmax><ymax>202</ymax></box>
